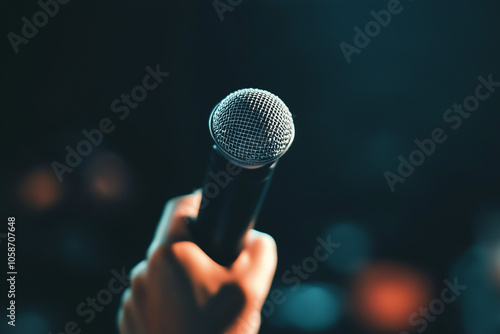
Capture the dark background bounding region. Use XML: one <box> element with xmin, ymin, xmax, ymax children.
<box><xmin>1</xmin><ymin>0</ymin><xmax>500</xmax><ymax>333</ymax></box>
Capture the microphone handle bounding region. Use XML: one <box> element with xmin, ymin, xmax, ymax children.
<box><xmin>189</xmin><ymin>145</ymin><xmax>276</xmax><ymax>266</ymax></box>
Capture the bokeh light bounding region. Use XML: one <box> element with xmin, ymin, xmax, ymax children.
<box><xmin>84</xmin><ymin>152</ymin><xmax>133</xmax><ymax>202</ymax></box>
<box><xmin>352</xmin><ymin>262</ymin><xmax>432</xmax><ymax>332</ymax></box>
<box><xmin>18</xmin><ymin>167</ymin><xmax>62</xmax><ymax>209</ymax></box>
<box><xmin>474</xmin><ymin>208</ymin><xmax>500</xmax><ymax>285</ymax></box>
<box><xmin>13</xmin><ymin>311</ymin><xmax>50</xmax><ymax>333</ymax></box>
<box><xmin>324</xmin><ymin>222</ymin><xmax>371</xmax><ymax>274</ymax></box>
<box><xmin>453</xmin><ymin>244</ymin><xmax>500</xmax><ymax>334</ymax></box>
<box><xmin>269</xmin><ymin>283</ymin><xmax>343</xmax><ymax>332</ymax></box>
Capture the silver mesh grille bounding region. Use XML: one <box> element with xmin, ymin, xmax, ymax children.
<box><xmin>209</xmin><ymin>88</ymin><xmax>295</xmax><ymax>167</ymax></box>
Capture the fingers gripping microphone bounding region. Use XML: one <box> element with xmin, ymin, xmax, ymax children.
<box><xmin>189</xmin><ymin>88</ymin><xmax>295</xmax><ymax>266</ymax></box>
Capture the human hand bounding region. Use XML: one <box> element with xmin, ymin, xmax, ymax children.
<box><xmin>117</xmin><ymin>190</ymin><xmax>277</xmax><ymax>334</ymax></box>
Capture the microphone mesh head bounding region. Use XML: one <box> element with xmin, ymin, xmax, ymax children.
<box><xmin>210</xmin><ymin>88</ymin><xmax>295</xmax><ymax>167</ymax></box>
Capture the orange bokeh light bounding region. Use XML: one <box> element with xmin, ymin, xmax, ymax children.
<box><xmin>86</xmin><ymin>153</ymin><xmax>131</xmax><ymax>201</ymax></box>
<box><xmin>92</xmin><ymin>173</ymin><xmax>123</xmax><ymax>199</ymax></box>
<box><xmin>352</xmin><ymin>262</ymin><xmax>432</xmax><ymax>332</ymax></box>
<box><xmin>18</xmin><ymin>168</ymin><xmax>62</xmax><ymax>209</ymax></box>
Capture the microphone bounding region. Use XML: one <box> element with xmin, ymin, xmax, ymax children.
<box><xmin>188</xmin><ymin>88</ymin><xmax>295</xmax><ymax>266</ymax></box>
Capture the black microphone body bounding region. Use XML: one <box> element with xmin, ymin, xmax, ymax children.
<box><xmin>189</xmin><ymin>146</ymin><xmax>276</xmax><ymax>266</ymax></box>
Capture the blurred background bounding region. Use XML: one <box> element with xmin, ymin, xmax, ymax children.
<box><xmin>1</xmin><ymin>0</ymin><xmax>500</xmax><ymax>333</ymax></box>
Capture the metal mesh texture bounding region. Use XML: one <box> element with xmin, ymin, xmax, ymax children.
<box><xmin>210</xmin><ymin>88</ymin><xmax>295</xmax><ymax>167</ymax></box>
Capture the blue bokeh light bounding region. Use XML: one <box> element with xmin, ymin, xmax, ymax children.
<box><xmin>269</xmin><ymin>283</ymin><xmax>343</xmax><ymax>332</ymax></box>
<box><xmin>324</xmin><ymin>222</ymin><xmax>371</xmax><ymax>274</ymax></box>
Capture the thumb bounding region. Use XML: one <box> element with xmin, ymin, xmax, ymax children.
<box><xmin>232</xmin><ymin>230</ymin><xmax>278</xmax><ymax>302</ymax></box>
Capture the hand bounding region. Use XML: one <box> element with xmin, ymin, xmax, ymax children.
<box><xmin>117</xmin><ymin>190</ymin><xmax>277</xmax><ymax>334</ymax></box>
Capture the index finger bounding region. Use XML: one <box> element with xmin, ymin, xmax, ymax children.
<box><xmin>146</xmin><ymin>189</ymin><xmax>202</xmax><ymax>259</ymax></box>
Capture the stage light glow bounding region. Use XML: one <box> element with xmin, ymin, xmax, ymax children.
<box><xmin>84</xmin><ymin>152</ymin><xmax>132</xmax><ymax>201</ymax></box>
<box><xmin>18</xmin><ymin>167</ymin><xmax>62</xmax><ymax>209</ymax></box>
<box><xmin>452</xmin><ymin>246</ymin><xmax>500</xmax><ymax>334</ymax></box>
<box><xmin>14</xmin><ymin>312</ymin><xmax>50</xmax><ymax>332</ymax></box>
<box><xmin>473</xmin><ymin>208</ymin><xmax>500</xmax><ymax>286</ymax></box>
<box><xmin>269</xmin><ymin>283</ymin><xmax>343</xmax><ymax>332</ymax></box>
<box><xmin>324</xmin><ymin>222</ymin><xmax>371</xmax><ymax>274</ymax></box>
<box><xmin>352</xmin><ymin>262</ymin><xmax>432</xmax><ymax>332</ymax></box>
<box><xmin>93</xmin><ymin>173</ymin><xmax>123</xmax><ymax>198</ymax></box>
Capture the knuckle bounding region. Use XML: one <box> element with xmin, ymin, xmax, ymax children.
<box><xmin>148</xmin><ymin>243</ymin><xmax>176</xmax><ymax>271</ymax></box>
<box><xmin>166</xmin><ymin>193</ymin><xmax>199</xmax><ymax>218</ymax></box>
<box><xmin>165</xmin><ymin>193</ymin><xmax>190</xmax><ymax>209</ymax></box>
<box><xmin>237</xmin><ymin>274</ymin><xmax>269</xmax><ymax>303</ymax></box>
<box><xmin>164</xmin><ymin>196</ymin><xmax>179</xmax><ymax>209</ymax></box>
<box><xmin>162</xmin><ymin>197</ymin><xmax>178</xmax><ymax>215</ymax></box>
<box><xmin>130</xmin><ymin>260</ymin><xmax>147</xmax><ymax>279</ymax></box>
<box><xmin>120</xmin><ymin>287</ymin><xmax>132</xmax><ymax>306</ymax></box>
<box><xmin>256</xmin><ymin>232</ymin><xmax>277</xmax><ymax>254</ymax></box>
